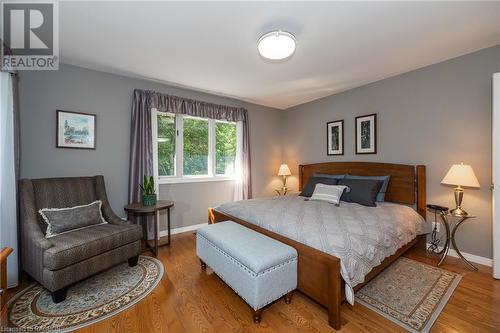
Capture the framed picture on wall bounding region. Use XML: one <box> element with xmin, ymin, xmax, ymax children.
<box><xmin>56</xmin><ymin>110</ymin><xmax>96</xmax><ymax>149</ymax></box>
<box><xmin>327</xmin><ymin>120</ymin><xmax>344</xmax><ymax>155</ymax></box>
<box><xmin>355</xmin><ymin>113</ymin><xmax>377</xmax><ymax>154</ymax></box>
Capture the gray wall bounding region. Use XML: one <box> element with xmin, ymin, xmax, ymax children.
<box><xmin>18</xmin><ymin>46</ymin><xmax>500</xmax><ymax>258</ymax></box>
<box><xmin>282</xmin><ymin>45</ymin><xmax>500</xmax><ymax>259</ymax></box>
<box><xmin>18</xmin><ymin>64</ymin><xmax>283</xmax><ymax>230</ymax></box>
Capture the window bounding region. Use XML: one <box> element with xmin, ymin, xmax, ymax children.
<box><xmin>183</xmin><ymin>117</ymin><xmax>209</xmax><ymax>176</ymax></box>
<box><xmin>153</xmin><ymin>109</ymin><xmax>238</xmax><ymax>183</ymax></box>
<box><xmin>215</xmin><ymin>121</ymin><xmax>236</xmax><ymax>175</ymax></box>
<box><xmin>157</xmin><ymin>113</ymin><xmax>176</xmax><ymax>176</ymax></box>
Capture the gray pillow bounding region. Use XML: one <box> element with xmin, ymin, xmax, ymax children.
<box><xmin>338</xmin><ymin>179</ymin><xmax>383</xmax><ymax>207</ymax></box>
<box><xmin>39</xmin><ymin>200</ymin><xmax>107</xmax><ymax>238</ymax></box>
<box><xmin>313</xmin><ymin>173</ymin><xmax>346</xmax><ymax>180</ymax></box>
<box><xmin>345</xmin><ymin>175</ymin><xmax>391</xmax><ymax>202</ymax></box>
<box><xmin>300</xmin><ymin>176</ymin><xmax>338</xmax><ymax>197</ymax></box>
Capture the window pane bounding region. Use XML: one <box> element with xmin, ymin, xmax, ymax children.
<box><xmin>216</xmin><ymin>122</ymin><xmax>236</xmax><ymax>175</ymax></box>
<box><xmin>183</xmin><ymin>117</ymin><xmax>209</xmax><ymax>175</ymax></box>
<box><xmin>157</xmin><ymin>113</ymin><xmax>176</xmax><ymax>176</ymax></box>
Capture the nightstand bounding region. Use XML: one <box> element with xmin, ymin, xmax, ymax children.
<box><xmin>124</xmin><ymin>200</ymin><xmax>174</xmax><ymax>257</ymax></box>
<box><xmin>435</xmin><ymin>211</ymin><xmax>477</xmax><ymax>270</ymax></box>
<box><xmin>275</xmin><ymin>188</ymin><xmax>288</xmax><ymax>196</ymax></box>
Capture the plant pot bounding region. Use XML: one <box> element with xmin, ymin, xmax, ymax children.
<box><xmin>142</xmin><ymin>194</ymin><xmax>157</xmax><ymax>206</ymax></box>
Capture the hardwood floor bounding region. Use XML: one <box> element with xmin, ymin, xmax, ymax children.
<box><xmin>5</xmin><ymin>231</ymin><xmax>500</xmax><ymax>332</ymax></box>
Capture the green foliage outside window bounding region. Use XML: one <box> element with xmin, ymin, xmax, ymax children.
<box><xmin>157</xmin><ymin>114</ymin><xmax>175</xmax><ymax>176</ymax></box>
<box><xmin>157</xmin><ymin>114</ymin><xmax>237</xmax><ymax>177</ymax></box>
<box><xmin>183</xmin><ymin>117</ymin><xmax>209</xmax><ymax>175</ymax></box>
<box><xmin>216</xmin><ymin>122</ymin><xmax>236</xmax><ymax>175</ymax></box>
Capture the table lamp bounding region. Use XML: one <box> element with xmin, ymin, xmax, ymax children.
<box><xmin>278</xmin><ymin>164</ymin><xmax>291</xmax><ymax>192</ymax></box>
<box><xmin>441</xmin><ymin>162</ymin><xmax>480</xmax><ymax>216</ymax></box>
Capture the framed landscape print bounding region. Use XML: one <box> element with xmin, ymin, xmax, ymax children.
<box><xmin>355</xmin><ymin>113</ymin><xmax>377</xmax><ymax>154</ymax></box>
<box><xmin>56</xmin><ymin>110</ymin><xmax>96</xmax><ymax>149</ymax></box>
<box><xmin>327</xmin><ymin>120</ymin><xmax>344</xmax><ymax>155</ymax></box>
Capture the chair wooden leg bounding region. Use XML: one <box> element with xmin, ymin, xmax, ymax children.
<box><xmin>200</xmin><ymin>259</ymin><xmax>207</xmax><ymax>271</ymax></box>
<box><xmin>284</xmin><ymin>291</ymin><xmax>293</xmax><ymax>304</ymax></box>
<box><xmin>128</xmin><ymin>255</ymin><xmax>139</xmax><ymax>267</ymax></box>
<box><xmin>253</xmin><ymin>309</ymin><xmax>263</xmax><ymax>324</ymax></box>
<box><xmin>51</xmin><ymin>287</ymin><xmax>68</xmax><ymax>303</ymax></box>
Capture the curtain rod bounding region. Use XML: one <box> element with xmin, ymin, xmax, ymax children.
<box><xmin>0</xmin><ymin>69</ymin><xmax>18</xmax><ymax>75</ymax></box>
<box><xmin>1</xmin><ymin>38</ymin><xmax>17</xmax><ymax>75</ymax></box>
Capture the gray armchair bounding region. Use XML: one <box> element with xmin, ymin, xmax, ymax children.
<box><xmin>19</xmin><ymin>175</ymin><xmax>142</xmax><ymax>303</ymax></box>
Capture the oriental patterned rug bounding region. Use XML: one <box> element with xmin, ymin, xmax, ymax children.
<box><xmin>356</xmin><ymin>257</ymin><xmax>461</xmax><ymax>333</ymax></box>
<box><xmin>6</xmin><ymin>256</ymin><xmax>163</xmax><ymax>332</ymax></box>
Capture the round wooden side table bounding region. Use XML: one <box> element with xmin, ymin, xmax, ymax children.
<box><xmin>124</xmin><ymin>200</ymin><xmax>174</xmax><ymax>257</ymax></box>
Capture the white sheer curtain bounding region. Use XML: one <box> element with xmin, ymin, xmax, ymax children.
<box><xmin>233</xmin><ymin>121</ymin><xmax>244</xmax><ymax>201</ymax></box>
<box><xmin>0</xmin><ymin>71</ymin><xmax>19</xmax><ymax>287</ymax></box>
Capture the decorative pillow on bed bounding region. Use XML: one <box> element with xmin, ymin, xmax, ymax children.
<box><xmin>345</xmin><ymin>175</ymin><xmax>391</xmax><ymax>202</ymax></box>
<box><xmin>300</xmin><ymin>176</ymin><xmax>339</xmax><ymax>197</ymax></box>
<box><xmin>313</xmin><ymin>173</ymin><xmax>346</xmax><ymax>180</ymax></box>
<box><xmin>338</xmin><ymin>179</ymin><xmax>383</xmax><ymax>207</ymax></box>
<box><xmin>39</xmin><ymin>200</ymin><xmax>107</xmax><ymax>238</ymax></box>
<box><xmin>310</xmin><ymin>184</ymin><xmax>348</xmax><ymax>205</ymax></box>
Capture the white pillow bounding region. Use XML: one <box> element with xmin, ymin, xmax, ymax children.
<box><xmin>310</xmin><ymin>184</ymin><xmax>348</xmax><ymax>205</ymax></box>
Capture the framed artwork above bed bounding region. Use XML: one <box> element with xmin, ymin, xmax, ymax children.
<box><xmin>327</xmin><ymin>120</ymin><xmax>344</xmax><ymax>155</ymax></box>
<box><xmin>355</xmin><ymin>113</ymin><xmax>377</xmax><ymax>154</ymax></box>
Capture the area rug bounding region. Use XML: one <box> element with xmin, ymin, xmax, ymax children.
<box><xmin>6</xmin><ymin>256</ymin><xmax>163</xmax><ymax>333</ymax></box>
<box><xmin>355</xmin><ymin>257</ymin><xmax>461</xmax><ymax>333</ymax></box>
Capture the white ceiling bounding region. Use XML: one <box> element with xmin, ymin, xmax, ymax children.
<box><xmin>60</xmin><ymin>1</ymin><xmax>500</xmax><ymax>109</ymax></box>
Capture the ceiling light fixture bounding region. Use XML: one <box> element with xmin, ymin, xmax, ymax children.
<box><xmin>257</xmin><ymin>30</ymin><xmax>296</xmax><ymax>60</ymax></box>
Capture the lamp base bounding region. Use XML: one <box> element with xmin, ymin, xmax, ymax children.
<box><xmin>451</xmin><ymin>186</ymin><xmax>467</xmax><ymax>217</ymax></box>
<box><xmin>450</xmin><ymin>207</ymin><xmax>468</xmax><ymax>217</ymax></box>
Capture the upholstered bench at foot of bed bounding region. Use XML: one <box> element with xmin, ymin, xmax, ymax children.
<box><xmin>196</xmin><ymin>221</ymin><xmax>298</xmax><ymax>323</ymax></box>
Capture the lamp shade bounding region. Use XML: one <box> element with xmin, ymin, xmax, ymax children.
<box><xmin>441</xmin><ymin>163</ymin><xmax>480</xmax><ymax>188</ymax></box>
<box><xmin>278</xmin><ymin>164</ymin><xmax>291</xmax><ymax>176</ymax></box>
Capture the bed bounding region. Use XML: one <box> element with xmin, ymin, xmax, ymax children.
<box><xmin>208</xmin><ymin>162</ymin><xmax>427</xmax><ymax>330</ymax></box>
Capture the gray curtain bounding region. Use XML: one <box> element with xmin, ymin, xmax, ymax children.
<box><xmin>13</xmin><ymin>73</ymin><xmax>21</xmax><ymax>285</ymax></box>
<box><xmin>128</xmin><ymin>90</ymin><xmax>155</xmax><ymax>239</ymax></box>
<box><xmin>128</xmin><ymin>90</ymin><xmax>252</xmax><ymax>236</ymax></box>
<box><xmin>0</xmin><ymin>71</ymin><xmax>20</xmax><ymax>287</ymax></box>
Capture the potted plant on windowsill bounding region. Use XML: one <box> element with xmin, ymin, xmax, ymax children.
<box><xmin>140</xmin><ymin>175</ymin><xmax>157</xmax><ymax>206</ymax></box>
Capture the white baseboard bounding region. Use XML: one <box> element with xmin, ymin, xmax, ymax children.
<box><xmin>427</xmin><ymin>243</ymin><xmax>492</xmax><ymax>267</ymax></box>
<box><xmin>157</xmin><ymin>229</ymin><xmax>495</xmax><ymax>267</ymax></box>
<box><xmin>159</xmin><ymin>222</ymin><xmax>206</xmax><ymax>238</ymax></box>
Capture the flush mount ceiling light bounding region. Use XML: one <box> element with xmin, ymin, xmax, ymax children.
<box><xmin>257</xmin><ymin>30</ymin><xmax>296</xmax><ymax>60</ymax></box>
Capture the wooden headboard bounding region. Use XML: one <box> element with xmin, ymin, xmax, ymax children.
<box><xmin>299</xmin><ymin>162</ymin><xmax>426</xmax><ymax>217</ymax></box>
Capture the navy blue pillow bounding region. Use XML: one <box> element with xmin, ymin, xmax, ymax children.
<box><xmin>345</xmin><ymin>175</ymin><xmax>390</xmax><ymax>202</ymax></box>
<box><xmin>338</xmin><ymin>179</ymin><xmax>383</xmax><ymax>207</ymax></box>
<box><xmin>300</xmin><ymin>177</ymin><xmax>338</xmax><ymax>197</ymax></box>
<box><xmin>313</xmin><ymin>173</ymin><xmax>346</xmax><ymax>180</ymax></box>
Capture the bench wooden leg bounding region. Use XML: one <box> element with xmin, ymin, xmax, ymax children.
<box><xmin>253</xmin><ymin>309</ymin><xmax>262</xmax><ymax>324</ymax></box>
<box><xmin>284</xmin><ymin>291</ymin><xmax>293</xmax><ymax>304</ymax></box>
<box><xmin>200</xmin><ymin>259</ymin><xmax>207</xmax><ymax>271</ymax></box>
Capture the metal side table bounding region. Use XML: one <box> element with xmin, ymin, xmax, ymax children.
<box><xmin>437</xmin><ymin>212</ymin><xmax>477</xmax><ymax>270</ymax></box>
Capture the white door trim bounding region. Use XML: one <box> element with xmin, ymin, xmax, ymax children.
<box><xmin>493</xmin><ymin>72</ymin><xmax>500</xmax><ymax>279</ymax></box>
